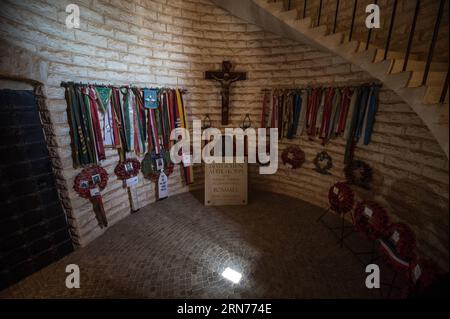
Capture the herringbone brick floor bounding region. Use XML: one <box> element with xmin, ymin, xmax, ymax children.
<box><xmin>0</xmin><ymin>191</ymin><xmax>403</xmax><ymax>298</ymax></box>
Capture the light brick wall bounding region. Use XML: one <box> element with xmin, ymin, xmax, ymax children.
<box><xmin>0</xmin><ymin>0</ymin><xmax>447</xmax><ymax>268</ymax></box>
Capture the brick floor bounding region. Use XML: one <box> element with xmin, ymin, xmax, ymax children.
<box><xmin>0</xmin><ymin>190</ymin><xmax>404</xmax><ymax>298</ymax></box>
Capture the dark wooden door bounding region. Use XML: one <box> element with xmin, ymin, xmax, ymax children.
<box><xmin>0</xmin><ymin>89</ymin><xmax>73</xmax><ymax>290</ymax></box>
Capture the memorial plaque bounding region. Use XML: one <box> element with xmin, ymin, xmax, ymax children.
<box><xmin>205</xmin><ymin>160</ymin><xmax>248</xmax><ymax>206</ymax></box>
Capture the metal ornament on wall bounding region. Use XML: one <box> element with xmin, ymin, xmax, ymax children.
<box><xmin>240</xmin><ymin>113</ymin><xmax>252</xmax><ymax>130</ymax></box>
<box><xmin>344</xmin><ymin>159</ymin><xmax>373</xmax><ymax>189</ymax></box>
<box><xmin>313</xmin><ymin>151</ymin><xmax>333</xmax><ymax>175</ymax></box>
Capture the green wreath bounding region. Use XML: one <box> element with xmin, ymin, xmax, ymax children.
<box><xmin>313</xmin><ymin>151</ymin><xmax>333</xmax><ymax>175</ymax></box>
<box><xmin>141</xmin><ymin>150</ymin><xmax>173</xmax><ymax>182</ymax></box>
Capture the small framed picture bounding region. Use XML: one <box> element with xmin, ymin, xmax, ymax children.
<box><xmin>80</xmin><ymin>180</ymin><xmax>89</xmax><ymax>189</ymax></box>
<box><xmin>156</xmin><ymin>158</ymin><xmax>164</xmax><ymax>171</ymax></box>
<box><xmin>92</xmin><ymin>174</ymin><xmax>101</xmax><ymax>184</ymax></box>
<box><xmin>124</xmin><ymin>162</ymin><xmax>134</xmax><ymax>172</ymax></box>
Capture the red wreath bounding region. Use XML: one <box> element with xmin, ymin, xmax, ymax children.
<box><xmin>281</xmin><ymin>146</ymin><xmax>305</xmax><ymax>169</ymax></box>
<box><xmin>73</xmin><ymin>165</ymin><xmax>109</xmax><ymax>228</ymax></box>
<box><xmin>73</xmin><ymin>166</ymin><xmax>109</xmax><ymax>198</ymax></box>
<box><xmin>379</xmin><ymin>222</ymin><xmax>416</xmax><ymax>271</ymax></box>
<box><xmin>328</xmin><ymin>182</ymin><xmax>354</xmax><ymax>214</ymax></box>
<box><xmin>353</xmin><ymin>201</ymin><xmax>390</xmax><ymax>240</ymax></box>
<box><xmin>114</xmin><ymin>158</ymin><xmax>141</xmax><ymax>180</ymax></box>
<box><xmin>407</xmin><ymin>257</ymin><xmax>441</xmax><ymax>292</ymax></box>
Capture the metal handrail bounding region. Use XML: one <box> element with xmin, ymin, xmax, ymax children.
<box><xmin>383</xmin><ymin>0</ymin><xmax>398</xmax><ymax>60</ymax></box>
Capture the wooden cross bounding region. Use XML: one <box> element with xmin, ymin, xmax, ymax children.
<box><xmin>205</xmin><ymin>61</ymin><xmax>246</xmax><ymax>125</ymax></box>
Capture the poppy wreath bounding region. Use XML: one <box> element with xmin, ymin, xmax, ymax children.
<box><xmin>313</xmin><ymin>151</ymin><xmax>333</xmax><ymax>175</ymax></box>
<box><xmin>379</xmin><ymin>222</ymin><xmax>417</xmax><ymax>272</ymax></box>
<box><xmin>281</xmin><ymin>146</ymin><xmax>305</xmax><ymax>169</ymax></box>
<box><xmin>328</xmin><ymin>182</ymin><xmax>354</xmax><ymax>214</ymax></box>
<box><xmin>353</xmin><ymin>201</ymin><xmax>390</xmax><ymax>241</ymax></box>
<box><xmin>141</xmin><ymin>151</ymin><xmax>173</xmax><ymax>182</ymax></box>
<box><xmin>344</xmin><ymin>159</ymin><xmax>372</xmax><ymax>189</ymax></box>
<box><xmin>114</xmin><ymin>158</ymin><xmax>141</xmax><ymax>180</ymax></box>
<box><xmin>73</xmin><ymin>165</ymin><xmax>108</xmax><ymax>198</ymax></box>
<box><xmin>73</xmin><ymin>165</ymin><xmax>109</xmax><ymax>228</ymax></box>
<box><xmin>407</xmin><ymin>257</ymin><xmax>441</xmax><ymax>292</ymax></box>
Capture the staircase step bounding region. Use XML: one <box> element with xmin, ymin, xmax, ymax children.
<box><xmin>382</xmin><ymin>71</ymin><xmax>412</xmax><ymax>90</ymax></box>
<box><xmin>291</xmin><ymin>17</ymin><xmax>312</xmax><ymax>31</ymax></box>
<box><xmin>320</xmin><ymin>32</ymin><xmax>345</xmax><ymax>48</ymax></box>
<box><xmin>408</xmin><ymin>71</ymin><xmax>447</xmax><ymax>88</ymax></box>
<box><xmin>390</xmin><ymin>59</ymin><xmax>448</xmax><ymax>74</ymax></box>
<box><xmin>373</xmin><ymin>49</ymin><xmax>413</xmax><ymax>63</ymax></box>
<box><xmin>356</xmin><ymin>42</ymin><xmax>377</xmax><ymax>53</ymax></box>
<box><xmin>308</xmin><ymin>25</ymin><xmax>328</xmax><ymax>37</ymax></box>
<box><xmin>424</xmin><ymin>86</ymin><xmax>449</xmax><ymax>104</ymax></box>
<box><xmin>265</xmin><ymin>1</ymin><xmax>284</xmax><ymax>13</ymax></box>
<box><xmin>365</xmin><ymin>59</ymin><xmax>394</xmax><ymax>78</ymax></box>
<box><xmin>357</xmin><ymin>42</ymin><xmax>420</xmax><ymax>63</ymax></box>
<box><xmin>352</xmin><ymin>47</ymin><xmax>377</xmax><ymax>65</ymax></box>
<box><xmin>278</xmin><ymin>8</ymin><xmax>298</xmax><ymax>21</ymax></box>
<box><xmin>337</xmin><ymin>41</ymin><xmax>360</xmax><ymax>58</ymax></box>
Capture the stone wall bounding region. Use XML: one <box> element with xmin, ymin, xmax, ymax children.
<box><xmin>0</xmin><ymin>0</ymin><xmax>447</xmax><ymax>268</ymax></box>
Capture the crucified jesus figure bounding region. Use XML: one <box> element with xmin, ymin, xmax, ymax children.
<box><xmin>205</xmin><ymin>61</ymin><xmax>246</xmax><ymax>125</ymax></box>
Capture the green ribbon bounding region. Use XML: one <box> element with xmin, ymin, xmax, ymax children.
<box><xmin>95</xmin><ymin>87</ymin><xmax>111</xmax><ymax>113</ymax></box>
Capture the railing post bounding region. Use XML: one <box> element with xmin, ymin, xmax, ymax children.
<box><xmin>422</xmin><ymin>0</ymin><xmax>445</xmax><ymax>86</ymax></box>
<box><xmin>288</xmin><ymin>0</ymin><xmax>291</xmax><ymax>10</ymax></box>
<box><xmin>317</xmin><ymin>0</ymin><xmax>323</xmax><ymax>27</ymax></box>
<box><xmin>303</xmin><ymin>0</ymin><xmax>307</xmax><ymax>19</ymax></box>
<box><xmin>383</xmin><ymin>0</ymin><xmax>398</xmax><ymax>60</ymax></box>
<box><xmin>403</xmin><ymin>0</ymin><xmax>420</xmax><ymax>71</ymax></box>
<box><xmin>440</xmin><ymin>71</ymin><xmax>448</xmax><ymax>104</ymax></box>
<box><xmin>333</xmin><ymin>0</ymin><xmax>340</xmax><ymax>34</ymax></box>
<box><xmin>349</xmin><ymin>0</ymin><xmax>358</xmax><ymax>42</ymax></box>
<box><xmin>365</xmin><ymin>0</ymin><xmax>378</xmax><ymax>50</ymax></box>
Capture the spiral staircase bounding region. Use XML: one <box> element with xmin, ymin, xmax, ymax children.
<box><xmin>211</xmin><ymin>0</ymin><xmax>449</xmax><ymax>157</ymax></box>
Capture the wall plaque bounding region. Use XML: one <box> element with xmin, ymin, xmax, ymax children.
<box><xmin>205</xmin><ymin>160</ymin><xmax>248</xmax><ymax>206</ymax></box>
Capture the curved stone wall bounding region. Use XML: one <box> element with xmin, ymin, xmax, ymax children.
<box><xmin>0</xmin><ymin>0</ymin><xmax>447</xmax><ymax>268</ymax></box>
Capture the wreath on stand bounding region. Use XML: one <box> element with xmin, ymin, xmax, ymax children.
<box><xmin>328</xmin><ymin>182</ymin><xmax>354</xmax><ymax>214</ymax></box>
<box><xmin>344</xmin><ymin>159</ymin><xmax>372</xmax><ymax>189</ymax></box>
<box><xmin>114</xmin><ymin>158</ymin><xmax>141</xmax><ymax>180</ymax></box>
<box><xmin>313</xmin><ymin>151</ymin><xmax>333</xmax><ymax>175</ymax></box>
<box><xmin>73</xmin><ymin>165</ymin><xmax>109</xmax><ymax>228</ymax></box>
<box><xmin>379</xmin><ymin>222</ymin><xmax>417</xmax><ymax>271</ymax></box>
<box><xmin>281</xmin><ymin>146</ymin><xmax>305</xmax><ymax>169</ymax></box>
<box><xmin>353</xmin><ymin>201</ymin><xmax>390</xmax><ymax>240</ymax></box>
<box><xmin>141</xmin><ymin>150</ymin><xmax>174</xmax><ymax>182</ymax></box>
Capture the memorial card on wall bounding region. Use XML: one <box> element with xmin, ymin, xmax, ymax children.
<box><xmin>205</xmin><ymin>160</ymin><xmax>248</xmax><ymax>206</ymax></box>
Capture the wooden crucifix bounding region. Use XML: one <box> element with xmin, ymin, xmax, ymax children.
<box><xmin>205</xmin><ymin>61</ymin><xmax>246</xmax><ymax>125</ymax></box>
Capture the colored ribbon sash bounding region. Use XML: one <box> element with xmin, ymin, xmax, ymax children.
<box><xmin>79</xmin><ymin>86</ymin><xmax>97</xmax><ymax>164</ymax></box>
<box><xmin>175</xmin><ymin>89</ymin><xmax>194</xmax><ymax>185</ymax></box>
<box><xmin>88</xmin><ymin>87</ymin><xmax>106</xmax><ymax>160</ymax></box>
<box><xmin>287</xmin><ymin>91</ymin><xmax>302</xmax><ymax>139</ymax></box>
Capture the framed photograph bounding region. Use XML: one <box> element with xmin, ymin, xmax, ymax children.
<box><xmin>80</xmin><ymin>180</ymin><xmax>90</xmax><ymax>189</ymax></box>
<box><xmin>92</xmin><ymin>174</ymin><xmax>101</xmax><ymax>184</ymax></box>
<box><xmin>125</xmin><ymin>162</ymin><xmax>134</xmax><ymax>172</ymax></box>
<box><xmin>156</xmin><ymin>158</ymin><xmax>164</xmax><ymax>171</ymax></box>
